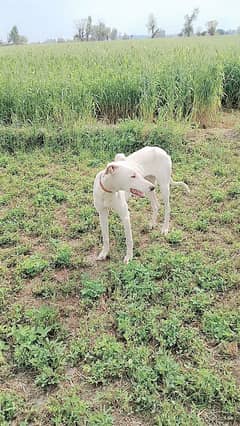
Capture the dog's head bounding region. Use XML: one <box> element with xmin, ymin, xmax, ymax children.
<box><xmin>104</xmin><ymin>162</ymin><xmax>154</xmax><ymax>197</ymax></box>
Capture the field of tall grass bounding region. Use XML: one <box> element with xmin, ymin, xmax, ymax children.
<box><xmin>0</xmin><ymin>36</ymin><xmax>240</xmax><ymax>129</ymax></box>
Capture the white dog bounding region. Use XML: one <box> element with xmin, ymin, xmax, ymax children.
<box><xmin>93</xmin><ymin>146</ymin><xmax>189</xmax><ymax>263</ymax></box>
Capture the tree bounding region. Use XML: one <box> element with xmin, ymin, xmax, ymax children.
<box><xmin>74</xmin><ymin>19</ymin><xmax>87</xmax><ymax>41</ymax></box>
<box><xmin>155</xmin><ymin>29</ymin><xmax>166</xmax><ymax>38</ymax></box>
<box><xmin>182</xmin><ymin>8</ymin><xmax>199</xmax><ymax>37</ymax></box>
<box><xmin>207</xmin><ymin>20</ymin><xmax>218</xmax><ymax>36</ymax></box>
<box><xmin>110</xmin><ymin>28</ymin><xmax>118</xmax><ymax>40</ymax></box>
<box><xmin>8</xmin><ymin>25</ymin><xmax>27</xmax><ymax>44</ymax></box>
<box><xmin>216</xmin><ymin>28</ymin><xmax>225</xmax><ymax>35</ymax></box>
<box><xmin>147</xmin><ymin>13</ymin><xmax>160</xmax><ymax>38</ymax></box>
<box><xmin>85</xmin><ymin>16</ymin><xmax>92</xmax><ymax>41</ymax></box>
<box><xmin>74</xmin><ymin>17</ymin><xmax>118</xmax><ymax>42</ymax></box>
<box><xmin>91</xmin><ymin>22</ymin><xmax>110</xmax><ymax>41</ymax></box>
<box><xmin>8</xmin><ymin>25</ymin><xmax>19</xmax><ymax>43</ymax></box>
<box><xmin>18</xmin><ymin>35</ymin><xmax>28</xmax><ymax>44</ymax></box>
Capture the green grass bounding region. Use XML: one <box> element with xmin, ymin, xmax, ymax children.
<box><xmin>0</xmin><ymin>119</ymin><xmax>239</xmax><ymax>424</ymax></box>
<box><xmin>0</xmin><ymin>392</ymin><xmax>24</xmax><ymax>424</ymax></box>
<box><xmin>0</xmin><ymin>36</ymin><xmax>240</xmax><ymax>133</ymax></box>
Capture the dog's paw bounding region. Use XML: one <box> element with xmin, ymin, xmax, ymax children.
<box><xmin>123</xmin><ymin>255</ymin><xmax>132</xmax><ymax>264</ymax></box>
<box><xmin>149</xmin><ymin>222</ymin><xmax>157</xmax><ymax>230</ymax></box>
<box><xmin>161</xmin><ymin>226</ymin><xmax>169</xmax><ymax>236</ymax></box>
<box><xmin>97</xmin><ymin>251</ymin><xmax>108</xmax><ymax>261</ymax></box>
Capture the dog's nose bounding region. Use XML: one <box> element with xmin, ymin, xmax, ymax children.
<box><xmin>150</xmin><ymin>185</ymin><xmax>155</xmax><ymax>192</ymax></box>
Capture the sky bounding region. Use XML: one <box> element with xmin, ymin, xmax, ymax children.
<box><xmin>0</xmin><ymin>0</ymin><xmax>239</xmax><ymax>42</ymax></box>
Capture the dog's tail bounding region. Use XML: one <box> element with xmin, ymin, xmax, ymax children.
<box><xmin>114</xmin><ymin>153</ymin><xmax>126</xmax><ymax>162</ymax></box>
<box><xmin>170</xmin><ymin>178</ymin><xmax>190</xmax><ymax>193</ymax></box>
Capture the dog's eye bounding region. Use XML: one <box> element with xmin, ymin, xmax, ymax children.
<box><xmin>131</xmin><ymin>175</ymin><xmax>136</xmax><ymax>178</ymax></box>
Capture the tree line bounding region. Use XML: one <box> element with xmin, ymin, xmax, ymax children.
<box><xmin>74</xmin><ymin>16</ymin><xmax>118</xmax><ymax>41</ymax></box>
<box><xmin>148</xmin><ymin>9</ymin><xmax>240</xmax><ymax>38</ymax></box>
<box><xmin>2</xmin><ymin>11</ymin><xmax>240</xmax><ymax>45</ymax></box>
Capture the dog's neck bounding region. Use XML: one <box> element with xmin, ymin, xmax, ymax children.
<box><xmin>99</xmin><ymin>173</ymin><xmax>113</xmax><ymax>194</ymax></box>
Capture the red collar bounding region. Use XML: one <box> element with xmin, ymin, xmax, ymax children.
<box><xmin>100</xmin><ymin>173</ymin><xmax>113</xmax><ymax>194</ymax></box>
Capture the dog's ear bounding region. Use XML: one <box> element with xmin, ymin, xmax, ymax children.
<box><xmin>105</xmin><ymin>163</ymin><xmax>118</xmax><ymax>175</ymax></box>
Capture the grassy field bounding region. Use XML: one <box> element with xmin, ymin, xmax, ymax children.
<box><xmin>0</xmin><ymin>115</ymin><xmax>240</xmax><ymax>424</ymax></box>
<box><xmin>0</xmin><ymin>36</ymin><xmax>240</xmax><ymax>129</ymax></box>
<box><xmin>0</xmin><ymin>37</ymin><xmax>240</xmax><ymax>425</ymax></box>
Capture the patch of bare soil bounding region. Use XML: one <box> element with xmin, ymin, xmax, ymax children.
<box><xmin>112</xmin><ymin>415</ymin><xmax>150</xmax><ymax>426</ymax></box>
<box><xmin>13</xmin><ymin>279</ymin><xmax>44</xmax><ymax>310</ymax></box>
<box><xmin>0</xmin><ymin>372</ymin><xmax>49</xmax><ymax>409</ymax></box>
<box><xmin>54</xmin><ymin>203</ymin><xmax>69</xmax><ymax>229</ymax></box>
<box><xmin>187</xmin><ymin>110</ymin><xmax>240</xmax><ymax>142</ymax></box>
<box><xmin>232</xmin><ymin>359</ymin><xmax>240</xmax><ymax>386</ymax></box>
<box><xmin>53</xmin><ymin>268</ymin><xmax>70</xmax><ymax>283</ymax></box>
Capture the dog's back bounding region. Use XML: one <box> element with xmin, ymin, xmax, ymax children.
<box><xmin>118</xmin><ymin>146</ymin><xmax>172</xmax><ymax>179</ymax></box>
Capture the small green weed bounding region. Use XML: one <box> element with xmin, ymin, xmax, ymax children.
<box><xmin>81</xmin><ymin>278</ymin><xmax>106</xmax><ymax>303</ymax></box>
<box><xmin>68</xmin><ymin>337</ymin><xmax>90</xmax><ymax>366</ymax></box>
<box><xmin>192</xmin><ymin>218</ymin><xmax>209</xmax><ymax>232</ymax></box>
<box><xmin>202</xmin><ymin>310</ymin><xmax>240</xmax><ymax>342</ymax></box>
<box><xmin>48</xmin><ymin>390</ymin><xmax>113</xmax><ymax>426</ymax></box>
<box><xmin>116</xmin><ymin>303</ymin><xmax>160</xmax><ymax>344</ymax></box>
<box><xmin>112</xmin><ymin>261</ymin><xmax>160</xmax><ymax>302</ymax></box>
<box><xmin>68</xmin><ymin>205</ymin><xmax>96</xmax><ymax>236</ymax></box>
<box><xmin>17</xmin><ymin>254</ymin><xmax>49</xmax><ymax>278</ymax></box>
<box><xmin>196</xmin><ymin>266</ymin><xmax>226</xmax><ymax>291</ymax></box>
<box><xmin>33</xmin><ymin>187</ymin><xmax>67</xmax><ymax>206</ymax></box>
<box><xmin>218</xmin><ymin>211</ymin><xmax>234</xmax><ymax>224</ymax></box>
<box><xmin>0</xmin><ymin>232</ymin><xmax>19</xmax><ymax>247</ymax></box>
<box><xmin>228</xmin><ymin>184</ymin><xmax>240</xmax><ymax>199</ymax></box>
<box><xmin>165</xmin><ymin>229</ymin><xmax>183</xmax><ymax>244</ymax></box>
<box><xmin>83</xmin><ymin>335</ymin><xmax>126</xmax><ymax>384</ymax></box>
<box><xmin>0</xmin><ymin>392</ymin><xmax>24</xmax><ymax>424</ymax></box>
<box><xmin>126</xmin><ymin>345</ymin><xmax>158</xmax><ymax>411</ymax></box>
<box><xmin>10</xmin><ymin>306</ymin><xmax>65</xmax><ymax>387</ymax></box>
<box><xmin>52</xmin><ymin>242</ymin><xmax>73</xmax><ymax>268</ymax></box>
<box><xmin>210</xmin><ymin>190</ymin><xmax>225</xmax><ymax>202</ymax></box>
<box><xmin>184</xmin><ymin>367</ymin><xmax>240</xmax><ymax>415</ymax></box>
<box><xmin>155</xmin><ymin>401</ymin><xmax>204</xmax><ymax>426</ymax></box>
<box><xmin>88</xmin><ymin>412</ymin><xmax>113</xmax><ymax>425</ymax></box>
<box><xmin>155</xmin><ymin>351</ymin><xmax>185</xmax><ymax>396</ymax></box>
<box><xmin>48</xmin><ymin>391</ymin><xmax>89</xmax><ymax>425</ymax></box>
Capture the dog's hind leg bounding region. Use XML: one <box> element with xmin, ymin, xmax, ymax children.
<box><xmin>147</xmin><ymin>190</ymin><xmax>160</xmax><ymax>229</ymax></box>
<box><xmin>113</xmin><ymin>200</ymin><xmax>133</xmax><ymax>264</ymax></box>
<box><xmin>121</xmin><ymin>211</ymin><xmax>133</xmax><ymax>264</ymax></box>
<box><xmin>145</xmin><ymin>175</ymin><xmax>159</xmax><ymax>228</ymax></box>
<box><xmin>159</xmin><ymin>183</ymin><xmax>170</xmax><ymax>235</ymax></box>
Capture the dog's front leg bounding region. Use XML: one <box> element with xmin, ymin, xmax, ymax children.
<box><xmin>97</xmin><ymin>209</ymin><xmax>110</xmax><ymax>260</ymax></box>
<box><xmin>120</xmin><ymin>210</ymin><xmax>133</xmax><ymax>264</ymax></box>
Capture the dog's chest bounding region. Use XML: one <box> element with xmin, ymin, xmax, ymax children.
<box><xmin>103</xmin><ymin>191</ymin><xmax>124</xmax><ymax>209</ymax></box>
<box><xmin>103</xmin><ymin>194</ymin><xmax>114</xmax><ymax>208</ymax></box>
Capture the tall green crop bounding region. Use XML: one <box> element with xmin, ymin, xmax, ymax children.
<box><xmin>0</xmin><ymin>36</ymin><xmax>239</xmax><ymax>127</ymax></box>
